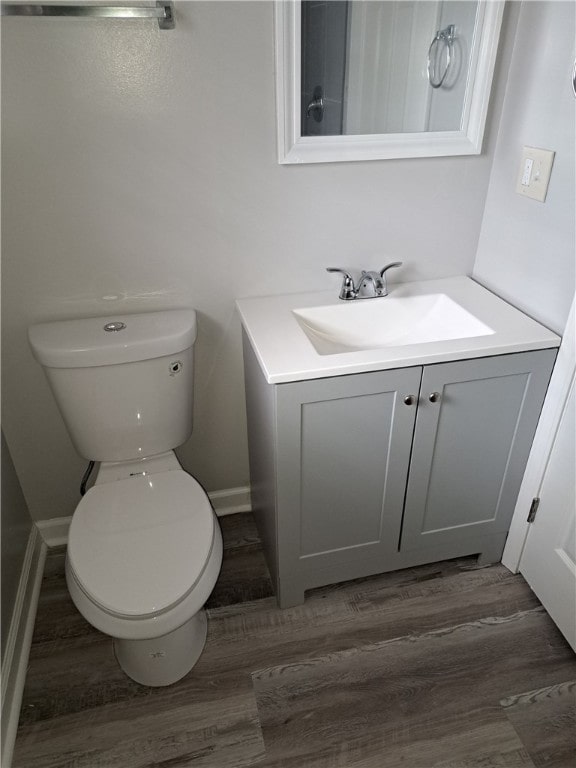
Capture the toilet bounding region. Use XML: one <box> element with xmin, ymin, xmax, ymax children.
<box><xmin>28</xmin><ymin>309</ymin><xmax>223</xmax><ymax>687</ymax></box>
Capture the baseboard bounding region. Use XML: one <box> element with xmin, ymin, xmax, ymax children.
<box><xmin>1</xmin><ymin>526</ymin><xmax>47</xmax><ymax>768</ymax></box>
<box><xmin>36</xmin><ymin>486</ymin><xmax>252</xmax><ymax>547</ymax></box>
<box><xmin>208</xmin><ymin>486</ymin><xmax>252</xmax><ymax>517</ymax></box>
<box><xmin>36</xmin><ymin>515</ymin><xmax>72</xmax><ymax>548</ymax></box>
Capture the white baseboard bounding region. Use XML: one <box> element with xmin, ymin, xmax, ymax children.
<box><xmin>208</xmin><ymin>486</ymin><xmax>252</xmax><ymax>517</ymax></box>
<box><xmin>36</xmin><ymin>515</ymin><xmax>72</xmax><ymax>548</ymax></box>
<box><xmin>36</xmin><ymin>486</ymin><xmax>252</xmax><ymax>547</ymax></box>
<box><xmin>1</xmin><ymin>527</ymin><xmax>47</xmax><ymax>768</ymax></box>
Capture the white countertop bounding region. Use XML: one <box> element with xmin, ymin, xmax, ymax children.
<box><xmin>236</xmin><ymin>276</ymin><xmax>560</xmax><ymax>384</ymax></box>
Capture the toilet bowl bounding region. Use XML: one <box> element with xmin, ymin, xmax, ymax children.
<box><xmin>65</xmin><ymin>456</ymin><xmax>223</xmax><ymax>686</ymax></box>
<box><xmin>28</xmin><ymin>309</ymin><xmax>223</xmax><ymax>686</ymax></box>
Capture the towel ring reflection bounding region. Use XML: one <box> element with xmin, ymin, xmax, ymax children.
<box><xmin>427</xmin><ymin>24</ymin><xmax>456</xmax><ymax>89</ymax></box>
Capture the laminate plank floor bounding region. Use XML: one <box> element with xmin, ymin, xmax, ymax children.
<box><xmin>12</xmin><ymin>513</ymin><xmax>576</xmax><ymax>768</ymax></box>
<box><xmin>501</xmin><ymin>681</ymin><xmax>576</xmax><ymax>768</ymax></box>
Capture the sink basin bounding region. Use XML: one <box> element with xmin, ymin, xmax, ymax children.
<box><xmin>293</xmin><ymin>293</ymin><xmax>495</xmax><ymax>355</ymax></box>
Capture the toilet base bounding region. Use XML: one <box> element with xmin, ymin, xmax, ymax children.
<box><xmin>114</xmin><ymin>610</ymin><xmax>208</xmax><ymax>687</ymax></box>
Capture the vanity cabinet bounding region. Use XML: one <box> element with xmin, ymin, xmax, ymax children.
<box><xmin>243</xmin><ymin>333</ymin><xmax>556</xmax><ymax>608</ymax></box>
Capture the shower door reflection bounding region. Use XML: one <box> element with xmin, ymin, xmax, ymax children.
<box><xmin>301</xmin><ymin>0</ymin><xmax>478</xmax><ymax>137</ymax></box>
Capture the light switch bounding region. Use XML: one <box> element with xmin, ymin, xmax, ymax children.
<box><xmin>516</xmin><ymin>146</ymin><xmax>555</xmax><ymax>202</ymax></box>
<box><xmin>521</xmin><ymin>158</ymin><xmax>533</xmax><ymax>186</ymax></box>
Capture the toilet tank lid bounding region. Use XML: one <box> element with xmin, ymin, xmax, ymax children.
<box><xmin>29</xmin><ymin>309</ymin><xmax>197</xmax><ymax>368</ymax></box>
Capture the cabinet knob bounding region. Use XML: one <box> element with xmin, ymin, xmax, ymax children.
<box><xmin>403</xmin><ymin>395</ymin><xmax>416</xmax><ymax>406</ymax></box>
<box><xmin>429</xmin><ymin>392</ymin><xmax>440</xmax><ymax>403</ymax></box>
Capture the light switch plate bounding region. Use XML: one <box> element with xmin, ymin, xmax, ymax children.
<box><xmin>516</xmin><ymin>146</ymin><xmax>555</xmax><ymax>202</ymax></box>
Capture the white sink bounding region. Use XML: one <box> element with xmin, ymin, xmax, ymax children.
<box><xmin>236</xmin><ymin>277</ymin><xmax>560</xmax><ymax>383</ymax></box>
<box><xmin>293</xmin><ymin>293</ymin><xmax>495</xmax><ymax>355</ymax></box>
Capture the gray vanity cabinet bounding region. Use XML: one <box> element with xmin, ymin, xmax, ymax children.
<box><xmin>243</xmin><ymin>332</ymin><xmax>556</xmax><ymax>608</ymax></box>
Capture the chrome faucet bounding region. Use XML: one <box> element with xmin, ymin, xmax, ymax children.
<box><xmin>327</xmin><ymin>262</ymin><xmax>403</xmax><ymax>300</ymax></box>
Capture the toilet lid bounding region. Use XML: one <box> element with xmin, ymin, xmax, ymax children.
<box><xmin>67</xmin><ymin>470</ymin><xmax>215</xmax><ymax>618</ymax></box>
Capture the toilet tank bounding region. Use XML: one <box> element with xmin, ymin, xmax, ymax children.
<box><xmin>28</xmin><ymin>310</ymin><xmax>197</xmax><ymax>462</ymax></box>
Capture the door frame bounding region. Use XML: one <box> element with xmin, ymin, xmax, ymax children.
<box><xmin>502</xmin><ymin>296</ymin><xmax>575</xmax><ymax>572</ymax></box>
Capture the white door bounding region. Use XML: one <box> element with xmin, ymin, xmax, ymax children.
<box><xmin>520</xmin><ymin>376</ymin><xmax>576</xmax><ymax>650</ymax></box>
<box><xmin>506</xmin><ymin>300</ymin><xmax>576</xmax><ymax>651</ymax></box>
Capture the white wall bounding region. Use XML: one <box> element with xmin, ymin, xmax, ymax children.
<box><xmin>473</xmin><ymin>1</ymin><xmax>575</xmax><ymax>334</ymax></box>
<box><xmin>1</xmin><ymin>2</ymin><xmax>515</xmax><ymax>522</ymax></box>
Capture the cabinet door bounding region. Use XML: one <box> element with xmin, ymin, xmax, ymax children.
<box><xmin>276</xmin><ymin>367</ymin><xmax>421</xmax><ymax>576</ymax></box>
<box><xmin>400</xmin><ymin>350</ymin><xmax>557</xmax><ymax>553</ymax></box>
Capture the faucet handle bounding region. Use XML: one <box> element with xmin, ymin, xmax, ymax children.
<box><xmin>327</xmin><ymin>267</ymin><xmax>354</xmax><ymax>280</ymax></box>
<box><xmin>326</xmin><ymin>267</ymin><xmax>357</xmax><ymax>300</ymax></box>
<box><xmin>378</xmin><ymin>262</ymin><xmax>403</xmax><ymax>297</ymax></box>
<box><xmin>379</xmin><ymin>261</ymin><xmax>403</xmax><ymax>277</ymax></box>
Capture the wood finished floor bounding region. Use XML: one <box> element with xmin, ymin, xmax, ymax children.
<box><xmin>13</xmin><ymin>513</ymin><xmax>576</xmax><ymax>768</ymax></box>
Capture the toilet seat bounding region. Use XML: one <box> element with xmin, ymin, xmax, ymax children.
<box><xmin>67</xmin><ymin>470</ymin><xmax>214</xmax><ymax>620</ymax></box>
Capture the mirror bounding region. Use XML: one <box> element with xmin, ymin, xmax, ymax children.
<box><xmin>275</xmin><ymin>0</ymin><xmax>504</xmax><ymax>163</ymax></box>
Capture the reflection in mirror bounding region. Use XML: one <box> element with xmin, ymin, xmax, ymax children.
<box><xmin>301</xmin><ymin>1</ymin><xmax>478</xmax><ymax>137</ymax></box>
<box><xmin>276</xmin><ymin>0</ymin><xmax>505</xmax><ymax>163</ymax></box>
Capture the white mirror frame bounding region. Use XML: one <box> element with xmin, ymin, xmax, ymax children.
<box><xmin>275</xmin><ymin>0</ymin><xmax>504</xmax><ymax>164</ymax></box>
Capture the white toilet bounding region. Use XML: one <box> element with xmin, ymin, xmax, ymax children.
<box><xmin>28</xmin><ymin>309</ymin><xmax>223</xmax><ymax>687</ymax></box>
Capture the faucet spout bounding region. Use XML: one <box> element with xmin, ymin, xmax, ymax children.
<box><xmin>356</xmin><ymin>271</ymin><xmax>385</xmax><ymax>298</ymax></box>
